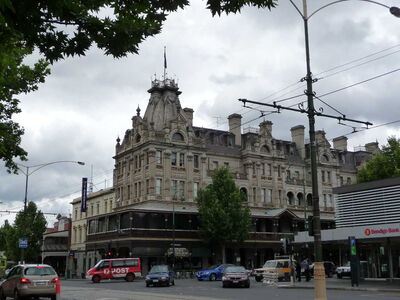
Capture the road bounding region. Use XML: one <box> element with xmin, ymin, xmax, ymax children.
<box><xmin>57</xmin><ymin>278</ymin><xmax>400</xmax><ymax>300</ymax></box>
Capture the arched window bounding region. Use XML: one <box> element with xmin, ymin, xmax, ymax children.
<box><xmin>136</xmin><ymin>134</ymin><xmax>141</xmax><ymax>143</ymax></box>
<box><xmin>321</xmin><ymin>154</ymin><xmax>329</xmax><ymax>162</ymax></box>
<box><xmin>287</xmin><ymin>192</ymin><xmax>295</xmax><ymax>205</ymax></box>
<box><xmin>307</xmin><ymin>194</ymin><xmax>313</xmax><ymax>207</ymax></box>
<box><xmin>297</xmin><ymin>192</ymin><xmax>304</xmax><ymax>207</ymax></box>
<box><xmin>260</xmin><ymin>145</ymin><xmax>270</xmax><ymax>153</ymax></box>
<box><xmin>172</xmin><ymin>132</ymin><xmax>184</xmax><ymax>142</ymax></box>
<box><xmin>240</xmin><ymin>187</ymin><xmax>248</xmax><ymax>201</ymax></box>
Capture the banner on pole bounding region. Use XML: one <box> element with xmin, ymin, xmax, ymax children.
<box><xmin>81</xmin><ymin>177</ymin><xmax>87</xmax><ymax>212</ymax></box>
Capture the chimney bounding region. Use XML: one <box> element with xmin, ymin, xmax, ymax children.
<box><xmin>183</xmin><ymin>107</ymin><xmax>194</xmax><ymax>126</ymax></box>
<box><xmin>291</xmin><ymin>125</ymin><xmax>305</xmax><ymax>159</ymax></box>
<box><xmin>365</xmin><ymin>142</ymin><xmax>380</xmax><ymax>154</ymax></box>
<box><xmin>228</xmin><ymin>113</ymin><xmax>242</xmax><ymax>146</ymax></box>
<box><xmin>333</xmin><ymin>136</ymin><xmax>348</xmax><ymax>151</ymax></box>
<box><xmin>259</xmin><ymin>120</ymin><xmax>273</xmax><ymax>137</ymax></box>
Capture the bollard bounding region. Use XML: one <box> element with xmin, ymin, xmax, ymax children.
<box><xmin>55</xmin><ymin>278</ymin><xmax>61</xmax><ymax>300</ymax></box>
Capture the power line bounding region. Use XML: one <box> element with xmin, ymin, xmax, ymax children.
<box><xmin>318</xmin><ymin>67</ymin><xmax>400</xmax><ymax>98</ymax></box>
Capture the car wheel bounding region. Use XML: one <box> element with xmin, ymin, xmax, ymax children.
<box><xmin>245</xmin><ymin>282</ymin><xmax>250</xmax><ymax>288</ymax></box>
<box><xmin>51</xmin><ymin>295</ymin><xmax>56</xmax><ymax>300</ymax></box>
<box><xmin>222</xmin><ymin>282</ymin><xmax>227</xmax><ymax>288</ymax></box>
<box><xmin>209</xmin><ymin>273</ymin><xmax>217</xmax><ymax>281</ymax></box>
<box><xmin>198</xmin><ymin>278</ymin><xmax>203</xmax><ymax>281</ymax></box>
<box><xmin>337</xmin><ymin>274</ymin><xmax>342</xmax><ymax>279</ymax></box>
<box><xmin>0</xmin><ymin>289</ymin><xmax>6</xmax><ymax>300</ymax></box>
<box><xmin>125</xmin><ymin>273</ymin><xmax>135</xmax><ymax>282</ymax></box>
<box><xmin>13</xmin><ymin>290</ymin><xmax>21</xmax><ymax>300</ymax></box>
<box><xmin>92</xmin><ymin>275</ymin><xmax>101</xmax><ymax>283</ymax></box>
<box><xmin>172</xmin><ymin>280</ymin><xmax>175</xmax><ymax>286</ymax></box>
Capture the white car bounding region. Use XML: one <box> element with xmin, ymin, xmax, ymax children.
<box><xmin>336</xmin><ymin>262</ymin><xmax>351</xmax><ymax>278</ymax></box>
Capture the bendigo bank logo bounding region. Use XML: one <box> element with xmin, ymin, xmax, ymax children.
<box><xmin>364</xmin><ymin>227</ymin><xmax>400</xmax><ymax>236</ymax></box>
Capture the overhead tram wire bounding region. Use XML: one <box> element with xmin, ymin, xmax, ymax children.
<box><xmin>315</xmin><ymin>43</ymin><xmax>400</xmax><ymax>77</ymax></box>
<box><xmin>317</xmin><ymin>48</ymin><xmax>400</xmax><ymax>81</ymax></box>
<box><xmin>318</xmin><ymin>67</ymin><xmax>400</xmax><ymax>99</ymax></box>
<box><xmin>221</xmin><ymin>45</ymin><xmax>400</xmax><ymax>128</ymax></box>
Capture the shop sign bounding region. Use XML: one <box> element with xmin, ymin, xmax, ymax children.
<box><xmin>363</xmin><ymin>226</ymin><xmax>400</xmax><ymax>236</ymax></box>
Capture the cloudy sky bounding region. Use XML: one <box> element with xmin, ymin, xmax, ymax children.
<box><xmin>1</xmin><ymin>0</ymin><xmax>399</xmax><ymax>227</ymax></box>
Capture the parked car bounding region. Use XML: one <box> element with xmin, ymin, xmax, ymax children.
<box><xmin>222</xmin><ymin>266</ymin><xmax>250</xmax><ymax>288</ymax></box>
<box><xmin>196</xmin><ymin>264</ymin><xmax>234</xmax><ymax>281</ymax></box>
<box><xmin>336</xmin><ymin>262</ymin><xmax>351</xmax><ymax>278</ymax></box>
<box><xmin>86</xmin><ymin>258</ymin><xmax>141</xmax><ymax>283</ymax></box>
<box><xmin>0</xmin><ymin>264</ymin><xmax>59</xmax><ymax>300</ymax></box>
<box><xmin>145</xmin><ymin>265</ymin><xmax>175</xmax><ymax>287</ymax></box>
<box><xmin>309</xmin><ymin>261</ymin><xmax>336</xmax><ymax>278</ymax></box>
<box><xmin>254</xmin><ymin>259</ymin><xmax>293</xmax><ymax>282</ymax></box>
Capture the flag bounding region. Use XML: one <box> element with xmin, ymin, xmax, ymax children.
<box><xmin>164</xmin><ymin>46</ymin><xmax>167</xmax><ymax>69</ymax></box>
<box><xmin>81</xmin><ymin>177</ymin><xmax>87</xmax><ymax>212</ymax></box>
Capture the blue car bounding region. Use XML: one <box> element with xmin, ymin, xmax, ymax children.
<box><xmin>196</xmin><ymin>264</ymin><xmax>234</xmax><ymax>281</ymax></box>
<box><xmin>145</xmin><ymin>265</ymin><xmax>175</xmax><ymax>287</ymax></box>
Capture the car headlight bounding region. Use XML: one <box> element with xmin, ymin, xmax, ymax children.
<box><xmin>145</xmin><ymin>276</ymin><xmax>150</xmax><ymax>280</ymax></box>
<box><xmin>161</xmin><ymin>276</ymin><xmax>167</xmax><ymax>280</ymax></box>
<box><xmin>222</xmin><ymin>276</ymin><xmax>227</xmax><ymax>280</ymax></box>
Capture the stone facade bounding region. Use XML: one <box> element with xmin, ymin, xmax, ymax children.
<box><xmin>71</xmin><ymin>77</ymin><xmax>376</xmax><ymax>275</ymax></box>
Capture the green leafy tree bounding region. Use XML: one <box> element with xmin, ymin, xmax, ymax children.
<box><xmin>0</xmin><ymin>220</ymin><xmax>14</xmax><ymax>253</ymax></box>
<box><xmin>0</xmin><ymin>0</ymin><xmax>276</xmax><ymax>172</ymax></box>
<box><xmin>357</xmin><ymin>136</ymin><xmax>400</xmax><ymax>183</ymax></box>
<box><xmin>6</xmin><ymin>202</ymin><xmax>47</xmax><ymax>263</ymax></box>
<box><xmin>0</xmin><ymin>28</ymin><xmax>50</xmax><ymax>173</ymax></box>
<box><xmin>197</xmin><ymin>167</ymin><xmax>251</xmax><ymax>263</ymax></box>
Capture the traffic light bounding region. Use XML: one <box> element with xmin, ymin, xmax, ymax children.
<box><xmin>307</xmin><ymin>216</ymin><xmax>314</xmax><ymax>236</ymax></box>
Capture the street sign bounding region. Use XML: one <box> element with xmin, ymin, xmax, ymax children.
<box><xmin>19</xmin><ymin>238</ymin><xmax>28</xmax><ymax>248</ymax></box>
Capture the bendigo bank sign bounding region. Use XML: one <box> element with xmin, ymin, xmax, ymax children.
<box><xmin>364</xmin><ymin>226</ymin><xmax>400</xmax><ymax>236</ymax></box>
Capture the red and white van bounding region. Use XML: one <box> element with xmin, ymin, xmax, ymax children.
<box><xmin>86</xmin><ymin>258</ymin><xmax>141</xmax><ymax>283</ymax></box>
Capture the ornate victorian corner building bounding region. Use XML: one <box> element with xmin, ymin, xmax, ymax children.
<box><xmin>78</xmin><ymin>77</ymin><xmax>376</xmax><ymax>275</ymax></box>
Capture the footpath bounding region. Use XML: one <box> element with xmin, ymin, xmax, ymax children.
<box><xmin>277</xmin><ymin>277</ymin><xmax>400</xmax><ymax>293</ymax></box>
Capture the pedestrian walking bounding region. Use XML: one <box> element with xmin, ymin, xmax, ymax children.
<box><xmin>301</xmin><ymin>259</ymin><xmax>311</xmax><ymax>282</ymax></box>
<box><xmin>296</xmin><ymin>261</ymin><xmax>301</xmax><ymax>282</ymax></box>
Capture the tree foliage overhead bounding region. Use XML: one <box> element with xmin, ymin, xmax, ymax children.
<box><xmin>0</xmin><ymin>28</ymin><xmax>50</xmax><ymax>173</ymax></box>
<box><xmin>1</xmin><ymin>0</ymin><xmax>277</xmax><ymax>62</ymax></box>
<box><xmin>197</xmin><ymin>168</ymin><xmax>251</xmax><ymax>249</ymax></box>
<box><xmin>357</xmin><ymin>136</ymin><xmax>400</xmax><ymax>183</ymax></box>
<box><xmin>0</xmin><ymin>0</ymin><xmax>277</xmax><ymax>172</ymax></box>
<box><xmin>1</xmin><ymin>202</ymin><xmax>47</xmax><ymax>263</ymax></box>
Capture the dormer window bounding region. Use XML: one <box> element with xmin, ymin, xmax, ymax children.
<box><xmin>172</xmin><ymin>132</ymin><xmax>184</xmax><ymax>142</ymax></box>
<box><xmin>260</xmin><ymin>145</ymin><xmax>270</xmax><ymax>153</ymax></box>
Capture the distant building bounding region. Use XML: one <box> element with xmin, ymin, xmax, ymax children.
<box><xmin>41</xmin><ymin>215</ymin><xmax>71</xmax><ymax>276</ymax></box>
<box><xmin>70</xmin><ymin>188</ymin><xmax>114</xmax><ymax>278</ymax></box>
<box><xmin>72</xmin><ymin>77</ymin><xmax>376</xmax><ymax>274</ymax></box>
<box><xmin>295</xmin><ymin>177</ymin><xmax>400</xmax><ymax>278</ymax></box>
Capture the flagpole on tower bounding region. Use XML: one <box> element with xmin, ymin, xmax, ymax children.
<box><xmin>163</xmin><ymin>46</ymin><xmax>167</xmax><ymax>82</ymax></box>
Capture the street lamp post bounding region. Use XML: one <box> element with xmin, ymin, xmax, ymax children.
<box><xmin>288</xmin><ymin>1</ymin><xmax>399</xmax><ymax>298</ymax></box>
<box><xmin>16</xmin><ymin>160</ymin><xmax>85</xmax><ymax>262</ymax></box>
<box><xmin>239</xmin><ymin>1</ymin><xmax>399</xmax><ymax>299</ymax></box>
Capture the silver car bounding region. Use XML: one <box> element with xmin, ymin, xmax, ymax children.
<box><xmin>0</xmin><ymin>264</ymin><xmax>59</xmax><ymax>300</ymax></box>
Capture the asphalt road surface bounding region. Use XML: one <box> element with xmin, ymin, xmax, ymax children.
<box><xmin>54</xmin><ymin>278</ymin><xmax>400</xmax><ymax>300</ymax></box>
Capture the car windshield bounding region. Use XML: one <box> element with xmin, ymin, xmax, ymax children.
<box><xmin>150</xmin><ymin>265</ymin><xmax>168</xmax><ymax>273</ymax></box>
<box><xmin>25</xmin><ymin>267</ymin><xmax>56</xmax><ymax>276</ymax></box>
<box><xmin>208</xmin><ymin>265</ymin><xmax>219</xmax><ymax>270</ymax></box>
<box><xmin>263</xmin><ymin>261</ymin><xmax>277</xmax><ymax>268</ymax></box>
<box><xmin>225</xmin><ymin>266</ymin><xmax>246</xmax><ymax>273</ymax></box>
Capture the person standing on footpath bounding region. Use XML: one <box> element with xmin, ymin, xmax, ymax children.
<box><xmin>301</xmin><ymin>259</ymin><xmax>311</xmax><ymax>282</ymax></box>
<box><xmin>296</xmin><ymin>260</ymin><xmax>302</xmax><ymax>282</ymax></box>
